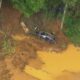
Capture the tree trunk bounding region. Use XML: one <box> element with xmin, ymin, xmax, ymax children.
<box><xmin>0</xmin><ymin>0</ymin><xmax>2</xmax><ymax>8</ymax></box>
<box><xmin>60</xmin><ymin>3</ymin><xmax>68</xmax><ymax>30</ymax></box>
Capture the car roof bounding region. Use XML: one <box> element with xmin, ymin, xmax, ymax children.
<box><xmin>39</xmin><ymin>31</ymin><xmax>53</xmax><ymax>35</ymax></box>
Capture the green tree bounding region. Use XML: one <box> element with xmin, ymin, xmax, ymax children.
<box><xmin>63</xmin><ymin>0</ymin><xmax>80</xmax><ymax>45</ymax></box>
<box><xmin>60</xmin><ymin>0</ymin><xmax>77</xmax><ymax>29</ymax></box>
<box><xmin>11</xmin><ymin>0</ymin><xmax>45</xmax><ymax>17</ymax></box>
<box><xmin>11</xmin><ymin>0</ymin><xmax>64</xmax><ymax>18</ymax></box>
<box><xmin>42</xmin><ymin>0</ymin><xmax>64</xmax><ymax>19</ymax></box>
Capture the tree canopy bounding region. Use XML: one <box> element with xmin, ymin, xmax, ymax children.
<box><xmin>11</xmin><ymin>0</ymin><xmax>45</xmax><ymax>17</ymax></box>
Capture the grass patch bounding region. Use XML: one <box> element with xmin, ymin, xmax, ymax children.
<box><xmin>1</xmin><ymin>31</ymin><xmax>15</xmax><ymax>56</ymax></box>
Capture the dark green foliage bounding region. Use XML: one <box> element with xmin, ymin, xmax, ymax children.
<box><xmin>63</xmin><ymin>2</ymin><xmax>80</xmax><ymax>45</ymax></box>
<box><xmin>11</xmin><ymin>0</ymin><xmax>45</xmax><ymax>17</ymax></box>
<box><xmin>11</xmin><ymin>0</ymin><xmax>64</xmax><ymax>18</ymax></box>
<box><xmin>43</xmin><ymin>0</ymin><xmax>64</xmax><ymax>19</ymax></box>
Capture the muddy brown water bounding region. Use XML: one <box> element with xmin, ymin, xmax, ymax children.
<box><xmin>25</xmin><ymin>45</ymin><xmax>80</xmax><ymax>80</ymax></box>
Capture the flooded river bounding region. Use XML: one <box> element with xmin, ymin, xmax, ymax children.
<box><xmin>24</xmin><ymin>44</ymin><xmax>80</xmax><ymax>80</ymax></box>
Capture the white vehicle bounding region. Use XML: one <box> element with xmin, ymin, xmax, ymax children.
<box><xmin>35</xmin><ymin>31</ymin><xmax>55</xmax><ymax>43</ymax></box>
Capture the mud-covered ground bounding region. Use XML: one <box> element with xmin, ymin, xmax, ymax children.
<box><xmin>0</xmin><ymin>1</ymin><xmax>69</xmax><ymax>80</ymax></box>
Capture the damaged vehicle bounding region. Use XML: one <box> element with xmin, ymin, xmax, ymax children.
<box><xmin>35</xmin><ymin>30</ymin><xmax>56</xmax><ymax>43</ymax></box>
